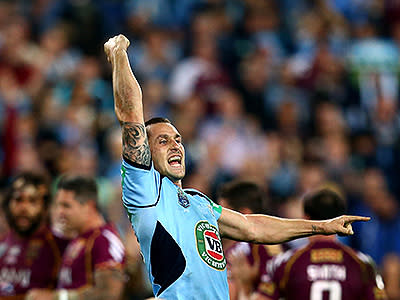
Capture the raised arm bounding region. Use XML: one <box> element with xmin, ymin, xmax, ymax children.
<box><xmin>104</xmin><ymin>34</ymin><xmax>150</xmax><ymax>167</ymax></box>
<box><xmin>218</xmin><ymin>207</ymin><xmax>370</xmax><ymax>244</ymax></box>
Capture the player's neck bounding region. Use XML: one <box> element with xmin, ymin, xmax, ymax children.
<box><xmin>308</xmin><ymin>235</ymin><xmax>337</xmax><ymax>243</ymax></box>
<box><xmin>79</xmin><ymin>213</ymin><xmax>105</xmax><ymax>235</ymax></box>
<box><xmin>173</xmin><ymin>180</ymin><xmax>182</xmax><ymax>188</ymax></box>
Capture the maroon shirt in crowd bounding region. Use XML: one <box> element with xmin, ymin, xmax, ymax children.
<box><xmin>57</xmin><ymin>224</ymin><xmax>125</xmax><ymax>289</ymax></box>
<box><xmin>0</xmin><ymin>226</ymin><xmax>68</xmax><ymax>299</ymax></box>
<box><xmin>257</xmin><ymin>240</ymin><xmax>387</xmax><ymax>300</ymax></box>
<box><xmin>226</xmin><ymin>241</ymin><xmax>278</xmax><ymax>290</ymax></box>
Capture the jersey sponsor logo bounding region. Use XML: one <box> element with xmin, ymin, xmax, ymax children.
<box><xmin>195</xmin><ymin>221</ymin><xmax>226</xmax><ymax>270</ymax></box>
<box><xmin>0</xmin><ymin>267</ymin><xmax>31</xmax><ymax>288</ymax></box>
<box><xmin>311</xmin><ymin>249</ymin><xmax>343</xmax><ymax>263</ymax></box>
<box><xmin>177</xmin><ymin>188</ymin><xmax>190</xmax><ymax>208</ymax></box>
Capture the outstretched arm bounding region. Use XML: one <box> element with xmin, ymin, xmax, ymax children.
<box><xmin>104</xmin><ymin>34</ymin><xmax>150</xmax><ymax>167</ymax></box>
<box><xmin>218</xmin><ymin>208</ymin><xmax>370</xmax><ymax>244</ymax></box>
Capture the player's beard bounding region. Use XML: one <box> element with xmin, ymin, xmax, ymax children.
<box><xmin>7</xmin><ymin>211</ymin><xmax>45</xmax><ymax>237</ymax></box>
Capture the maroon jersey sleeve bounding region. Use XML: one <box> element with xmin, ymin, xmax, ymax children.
<box><xmin>256</xmin><ymin>249</ymin><xmax>294</xmax><ymax>299</ymax></box>
<box><xmin>357</xmin><ymin>252</ymin><xmax>388</xmax><ymax>300</ymax></box>
<box><xmin>91</xmin><ymin>228</ymin><xmax>125</xmax><ymax>271</ymax></box>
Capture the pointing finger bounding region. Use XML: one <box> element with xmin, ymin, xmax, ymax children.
<box><xmin>344</xmin><ymin>215</ymin><xmax>370</xmax><ymax>223</ymax></box>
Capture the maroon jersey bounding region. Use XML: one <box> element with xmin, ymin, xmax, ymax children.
<box><xmin>257</xmin><ymin>240</ymin><xmax>387</xmax><ymax>300</ymax></box>
<box><xmin>226</xmin><ymin>242</ymin><xmax>279</xmax><ymax>289</ymax></box>
<box><xmin>58</xmin><ymin>224</ymin><xmax>125</xmax><ymax>289</ymax></box>
<box><xmin>0</xmin><ymin>226</ymin><xmax>68</xmax><ymax>298</ymax></box>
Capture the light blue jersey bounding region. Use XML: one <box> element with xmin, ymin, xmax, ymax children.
<box><xmin>121</xmin><ymin>159</ymin><xmax>229</xmax><ymax>299</ymax></box>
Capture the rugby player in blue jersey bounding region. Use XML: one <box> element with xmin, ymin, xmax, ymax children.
<box><xmin>104</xmin><ymin>34</ymin><xmax>370</xmax><ymax>300</ymax></box>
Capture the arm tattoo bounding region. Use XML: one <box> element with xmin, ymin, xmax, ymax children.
<box><xmin>122</xmin><ymin>122</ymin><xmax>151</xmax><ymax>167</ymax></box>
<box><xmin>312</xmin><ymin>225</ymin><xmax>318</xmax><ymax>234</ymax></box>
<box><xmin>77</xmin><ymin>268</ymin><xmax>125</xmax><ymax>300</ymax></box>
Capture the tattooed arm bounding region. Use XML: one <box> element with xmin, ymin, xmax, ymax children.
<box><xmin>217</xmin><ymin>208</ymin><xmax>370</xmax><ymax>244</ymax></box>
<box><xmin>25</xmin><ymin>269</ymin><xmax>125</xmax><ymax>300</ymax></box>
<box><xmin>104</xmin><ymin>34</ymin><xmax>143</xmax><ymax>124</ymax></box>
<box><xmin>66</xmin><ymin>268</ymin><xmax>125</xmax><ymax>300</ymax></box>
<box><xmin>104</xmin><ymin>35</ymin><xmax>150</xmax><ymax>166</ymax></box>
<box><xmin>121</xmin><ymin>122</ymin><xmax>151</xmax><ymax>167</ymax></box>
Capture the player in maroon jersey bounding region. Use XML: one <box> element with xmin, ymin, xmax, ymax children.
<box><xmin>0</xmin><ymin>172</ymin><xmax>68</xmax><ymax>299</ymax></box>
<box><xmin>26</xmin><ymin>175</ymin><xmax>126</xmax><ymax>300</ymax></box>
<box><xmin>252</xmin><ymin>188</ymin><xmax>388</xmax><ymax>300</ymax></box>
<box><xmin>218</xmin><ymin>181</ymin><xmax>282</xmax><ymax>300</ymax></box>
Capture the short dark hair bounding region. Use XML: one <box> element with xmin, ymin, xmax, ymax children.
<box><xmin>2</xmin><ymin>172</ymin><xmax>51</xmax><ymax>221</ymax></box>
<box><xmin>145</xmin><ymin>117</ymin><xmax>172</xmax><ymax>127</ymax></box>
<box><xmin>57</xmin><ymin>175</ymin><xmax>98</xmax><ymax>206</ymax></box>
<box><xmin>303</xmin><ymin>188</ymin><xmax>346</xmax><ymax>220</ymax></box>
<box><xmin>218</xmin><ymin>181</ymin><xmax>263</xmax><ymax>213</ymax></box>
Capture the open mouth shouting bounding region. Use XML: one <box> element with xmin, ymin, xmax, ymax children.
<box><xmin>168</xmin><ymin>155</ymin><xmax>182</xmax><ymax>168</ymax></box>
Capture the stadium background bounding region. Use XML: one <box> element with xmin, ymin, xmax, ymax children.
<box><xmin>0</xmin><ymin>0</ymin><xmax>399</xmax><ymax>299</ymax></box>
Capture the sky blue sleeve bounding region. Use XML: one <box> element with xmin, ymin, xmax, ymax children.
<box><xmin>121</xmin><ymin>159</ymin><xmax>161</xmax><ymax>214</ymax></box>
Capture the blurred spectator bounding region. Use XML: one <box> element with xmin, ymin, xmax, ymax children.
<box><xmin>251</xmin><ymin>188</ymin><xmax>388</xmax><ymax>300</ymax></box>
<box><xmin>26</xmin><ymin>175</ymin><xmax>126</xmax><ymax>300</ymax></box>
<box><xmin>218</xmin><ymin>180</ymin><xmax>281</xmax><ymax>300</ymax></box>
<box><xmin>0</xmin><ymin>172</ymin><xmax>69</xmax><ymax>298</ymax></box>
<box><xmin>349</xmin><ymin>169</ymin><xmax>400</xmax><ymax>265</ymax></box>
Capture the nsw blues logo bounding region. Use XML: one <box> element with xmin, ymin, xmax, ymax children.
<box><xmin>177</xmin><ymin>188</ymin><xmax>190</xmax><ymax>208</ymax></box>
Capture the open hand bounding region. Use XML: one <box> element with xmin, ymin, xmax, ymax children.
<box><xmin>323</xmin><ymin>215</ymin><xmax>370</xmax><ymax>235</ymax></box>
<box><xmin>104</xmin><ymin>34</ymin><xmax>130</xmax><ymax>63</ymax></box>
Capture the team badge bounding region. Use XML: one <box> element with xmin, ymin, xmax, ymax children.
<box><xmin>195</xmin><ymin>221</ymin><xmax>226</xmax><ymax>270</ymax></box>
<box><xmin>177</xmin><ymin>188</ymin><xmax>190</xmax><ymax>208</ymax></box>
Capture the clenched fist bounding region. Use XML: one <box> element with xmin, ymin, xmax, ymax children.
<box><xmin>104</xmin><ymin>34</ymin><xmax>130</xmax><ymax>63</ymax></box>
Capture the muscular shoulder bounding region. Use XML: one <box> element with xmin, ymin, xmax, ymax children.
<box><xmin>184</xmin><ymin>188</ymin><xmax>221</xmax><ymax>210</ymax></box>
<box><xmin>184</xmin><ymin>188</ymin><xmax>211</xmax><ymax>202</ymax></box>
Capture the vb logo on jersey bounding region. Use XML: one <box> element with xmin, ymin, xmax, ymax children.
<box><xmin>195</xmin><ymin>221</ymin><xmax>226</xmax><ymax>270</ymax></box>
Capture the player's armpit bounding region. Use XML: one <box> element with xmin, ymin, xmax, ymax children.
<box><xmin>122</xmin><ymin>122</ymin><xmax>151</xmax><ymax>167</ymax></box>
<box><xmin>218</xmin><ymin>207</ymin><xmax>253</xmax><ymax>241</ymax></box>
<box><xmin>69</xmin><ymin>268</ymin><xmax>125</xmax><ymax>300</ymax></box>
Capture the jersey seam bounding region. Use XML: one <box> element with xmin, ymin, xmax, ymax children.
<box><xmin>123</xmin><ymin>156</ymin><xmax>152</xmax><ymax>171</ymax></box>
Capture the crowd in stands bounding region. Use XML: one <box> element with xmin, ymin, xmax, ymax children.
<box><xmin>0</xmin><ymin>0</ymin><xmax>400</xmax><ymax>299</ymax></box>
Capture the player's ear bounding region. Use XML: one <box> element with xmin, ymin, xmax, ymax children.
<box><xmin>87</xmin><ymin>200</ymin><xmax>97</xmax><ymax>210</ymax></box>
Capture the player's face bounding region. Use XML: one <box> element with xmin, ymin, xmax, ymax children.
<box><xmin>147</xmin><ymin>123</ymin><xmax>186</xmax><ymax>184</ymax></box>
<box><xmin>8</xmin><ymin>185</ymin><xmax>46</xmax><ymax>236</ymax></box>
<box><xmin>54</xmin><ymin>189</ymin><xmax>88</xmax><ymax>234</ymax></box>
